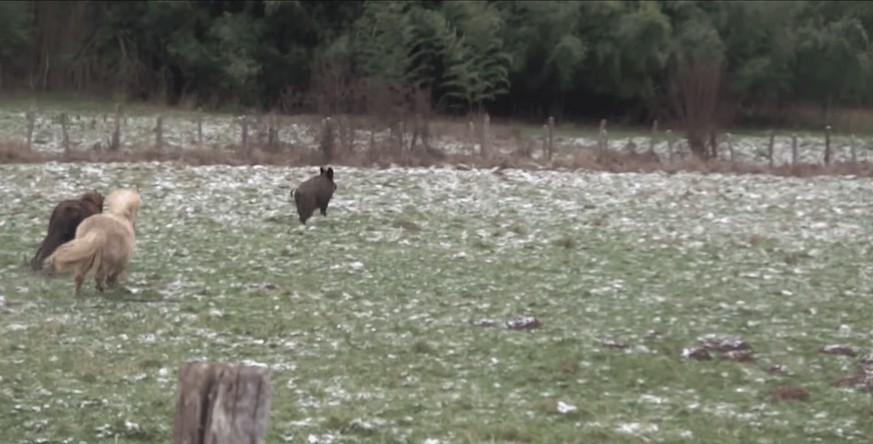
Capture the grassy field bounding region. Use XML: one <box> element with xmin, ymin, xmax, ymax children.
<box><xmin>1</xmin><ymin>161</ymin><xmax>872</xmax><ymax>443</ymax></box>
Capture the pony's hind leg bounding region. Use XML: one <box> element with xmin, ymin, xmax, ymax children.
<box><xmin>75</xmin><ymin>253</ymin><xmax>99</xmax><ymax>299</ymax></box>
<box><xmin>94</xmin><ymin>262</ymin><xmax>112</xmax><ymax>293</ymax></box>
<box><xmin>74</xmin><ymin>273</ymin><xmax>85</xmax><ymax>299</ymax></box>
<box><xmin>94</xmin><ymin>266</ymin><xmax>108</xmax><ymax>292</ymax></box>
<box><xmin>106</xmin><ymin>270</ymin><xmax>126</xmax><ymax>289</ymax></box>
<box><xmin>30</xmin><ymin>247</ymin><xmax>44</xmax><ymax>271</ymax></box>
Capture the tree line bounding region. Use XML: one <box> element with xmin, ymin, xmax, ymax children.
<box><xmin>1</xmin><ymin>1</ymin><xmax>872</xmax><ymax>129</ymax></box>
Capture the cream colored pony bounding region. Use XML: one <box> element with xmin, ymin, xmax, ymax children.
<box><xmin>45</xmin><ymin>189</ymin><xmax>142</xmax><ymax>298</ymax></box>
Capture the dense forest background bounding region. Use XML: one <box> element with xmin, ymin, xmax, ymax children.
<box><xmin>1</xmin><ymin>0</ymin><xmax>872</xmax><ymax>131</ymax></box>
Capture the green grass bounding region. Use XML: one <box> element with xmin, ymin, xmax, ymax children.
<box><xmin>1</xmin><ymin>163</ymin><xmax>873</xmax><ymax>443</ymax></box>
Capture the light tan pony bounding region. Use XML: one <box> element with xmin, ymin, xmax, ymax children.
<box><xmin>45</xmin><ymin>188</ymin><xmax>142</xmax><ymax>298</ymax></box>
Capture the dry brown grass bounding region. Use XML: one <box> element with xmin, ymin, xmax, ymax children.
<box><xmin>746</xmin><ymin>103</ymin><xmax>873</xmax><ymax>133</ymax></box>
<box><xmin>4</xmin><ymin>140</ymin><xmax>873</xmax><ymax>178</ymax></box>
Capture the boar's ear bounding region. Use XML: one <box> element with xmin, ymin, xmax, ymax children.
<box><xmin>320</xmin><ymin>167</ymin><xmax>326</xmax><ymax>175</ymax></box>
<box><xmin>326</xmin><ymin>167</ymin><xmax>334</xmax><ymax>181</ymax></box>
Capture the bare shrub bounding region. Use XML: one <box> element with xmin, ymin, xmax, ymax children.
<box><xmin>336</xmin><ymin>115</ymin><xmax>355</xmax><ymax>154</ymax></box>
<box><xmin>408</xmin><ymin>86</ymin><xmax>434</xmax><ymax>152</ymax></box>
<box><xmin>664</xmin><ymin>46</ymin><xmax>736</xmax><ymax>160</ymax></box>
<box><xmin>309</xmin><ymin>57</ymin><xmax>364</xmax><ymax>116</ymax></box>
<box><xmin>363</xmin><ymin>83</ymin><xmax>409</xmax><ymax>150</ymax></box>
<box><xmin>278</xmin><ymin>85</ymin><xmax>308</xmax><ymax>114</ymax></box>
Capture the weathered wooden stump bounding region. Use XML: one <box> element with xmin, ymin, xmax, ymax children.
<box><xmin>172</xmin><ymin>361</ymin><xmax>272</xmax><ymax>444</ymax></box>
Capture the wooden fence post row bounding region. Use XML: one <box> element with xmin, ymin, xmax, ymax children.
<box><xmin>172</xmin><ymin>361</ymin><xmax>272</xmax><ymax>444</ymax></box>
<box><xmin>17</xmin><ymin>107</ymin><xmax>869</xmax><ymax>167</ymax></box>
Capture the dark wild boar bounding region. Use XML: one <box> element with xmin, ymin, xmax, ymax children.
<box><xmin>292</xmin><ymin>167</ymin><xmax>337</xmax><ymax>224</ymax></box>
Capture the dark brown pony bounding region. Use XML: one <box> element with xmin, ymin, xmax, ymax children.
<box><xmin>31</xmin><ymin>190</ymin><xmax>105</xmax><ymax>271</ymax></box>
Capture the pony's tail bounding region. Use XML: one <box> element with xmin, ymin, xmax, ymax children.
<box><xmin>30</xmin><ymin>246</ymin><xmax>45</xmax><ymax>271</ymax></box>
<box><xmin>30</xmin><ymin>231</ymin><xmax>67</xmax><ymax>271</ymax></box>
<box><xmin>45</xmin><ymin>230</ymin><xmax>104</xmax><ymax>275</ymax></box>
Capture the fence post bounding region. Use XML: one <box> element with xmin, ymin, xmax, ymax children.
<box><xmin>599</xmin><ymin>119</ymin><xmax>608</xmax><ymax>157</ymax></box>
<box><xmin>197</xmin><ymin>107</ymin><xmax>204</xmax><ymax>147</ymax></box>
<box><xmin>708</xmin><ymin>128</ymin><xmax>718</xmax><ymax>159</ymax></box>
<box><xmin>650</xmin><ymin>120</ymin><xmax>658</xmax><ymax>154</ymax></box>
<box><xmin>241</xmin><ymin>116</ymin><xmax>249</xmax><ymax>157</ymax></box>
<box><xmin>155</xmin><ymin>116</ymin><xmax>163</xmax><ymax>150</ymax></box>
<box><xmin>791</xmin><ymin>133</ymin><xmax>798</xmax><ymax>166</ymax></box>
<box><xmin>410</xmin><ymin>114</ymin><xmax>422</xmax><ymax>152</ymax></box>
<box><xmin>398</xmin><ymin>120</ymin><xmax>406</xmax><ymax>153</ymax></box>
<box><xmin>767</xmin><ymin>130</ymin><xmax>775</xmax><ymax>169</ymax></box>
<box><xmin>320</xmin><ymin>117</ymin><xmax>335</xmax><ymax>163</ymax></box>
<box><xmin>482</xmin><ymin>113</ymin><xmax>490</xmax><ymax>158</ymax></box>
<box><xmin>267</xmin><ymin>113</ymin><xmax>279</xmax><ymax>152</ymax></box>
<box><xmin>726</xmin><ymin>132</ymin><xmax>734</xmax><ymax>162</ymax></box>
<box><xmin>666</xmin><ymin>129</ymin><xmax>674</xmax><ymax>163</ymax></box>
<box><xmin>824</xmin><ymin>125</ymin><xmax>831</xmax><ymax>165</ymax></box>
<box><xmin>110</xmin><ymin>103</ymin><xmax>122</xmax><ymax>151</ymax></box>
<box><xmin>547</xmin><ymin>116</ymin><xmax>555</xmax><ymax>161</ymax></box>
<box><xmin>171</xmin><ymin>361</ymin><xmax>271</xmax><ymax>444</ymax></box>
<box><xmin>468</xmin><ymin>120</ymin><xmax>476</xmax><ymax>153</ymax></box>
<box><xmin>61</xmin><ymin>113</ymin><xmax>70</xmax><ymax>155</ymax></box>
<box><xmin>25</xmin><ymin>106</ymin><xmax>36</xmax><ymax>150</ymax></box>
<box><xmin>850</xmin><ymin>134</ymin><xmax>857</xmax><ymax>164</ymax></box>
<box><xmin>110</xmin><ymin>104</ymin><xmax>121</xmax><ymax>151</ymax></box>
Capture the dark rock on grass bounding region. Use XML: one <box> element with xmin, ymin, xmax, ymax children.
<box><xmin>722</xmin><ymin>350</ymin><xmax>755</xmax><ymax>363</ymax></box>
<box><xmin>645</xmin><ymin>330</ymin><xmax>662</xmax><ymax>340</ymax></box>
<box><xmin>697</xmin><ymin>335</ymin><xmax>751</xmax><ymax>352</ymax></box>
<box><xmin>683</xmin><ymin>334</ymin><xmax>754</xmax><ymax>362</ymax></box>
<box><xmin>833</xmin><ymin>359</ymin><xmax>873</xmax><ymax>392</ymax></box>
<box><xmin>682</xmin><ymin>347</ymin><xmax>712</xmax><ymax>361</ymax></box>
<box><xmin>506</xmin><ymin>316</ymin><xmax>541</xmax><ymax>330</ymax></box>
<box><xmin>473</xmin><ymin>318</ymin><xmax>498</xmax><ymax>328</ymax></box>
<box><xmin>766</xmin><ymin>364</ymin><xmax>789</xmax><ymax>375</ymax></box>
<box><xmin>833</xmin><ymin>372</ymin><xmax>867</xmax><ymax>388</ymax></box>
<box><xmin>820</xmin><ymin>344</ymin><xmax>857</xmax><ymax>357</ymax></box>
<box><xmin>249</xmin><ymin>282</ymin><xmax>277</xmax><ymax>290</ymax></box>
<box><xmin>600</xmin><ymin>340</ymin><xmax>629</xmax><ymax>350</ymax></box>
<box><xmin>766</xmin><ymin>386</ymin><xmax>810</xmax><ymax>402</ymax></box>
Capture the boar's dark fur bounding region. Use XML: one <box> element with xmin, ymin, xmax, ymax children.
<box><xmin>31</xmin><ymin>190</ymin><xmax>105</xmax><ymax>271</ymax></box>
<box><xmin>292</xmin><ymin>167</ymin><xmax>337</xmax><ymax>224</ymax></box>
